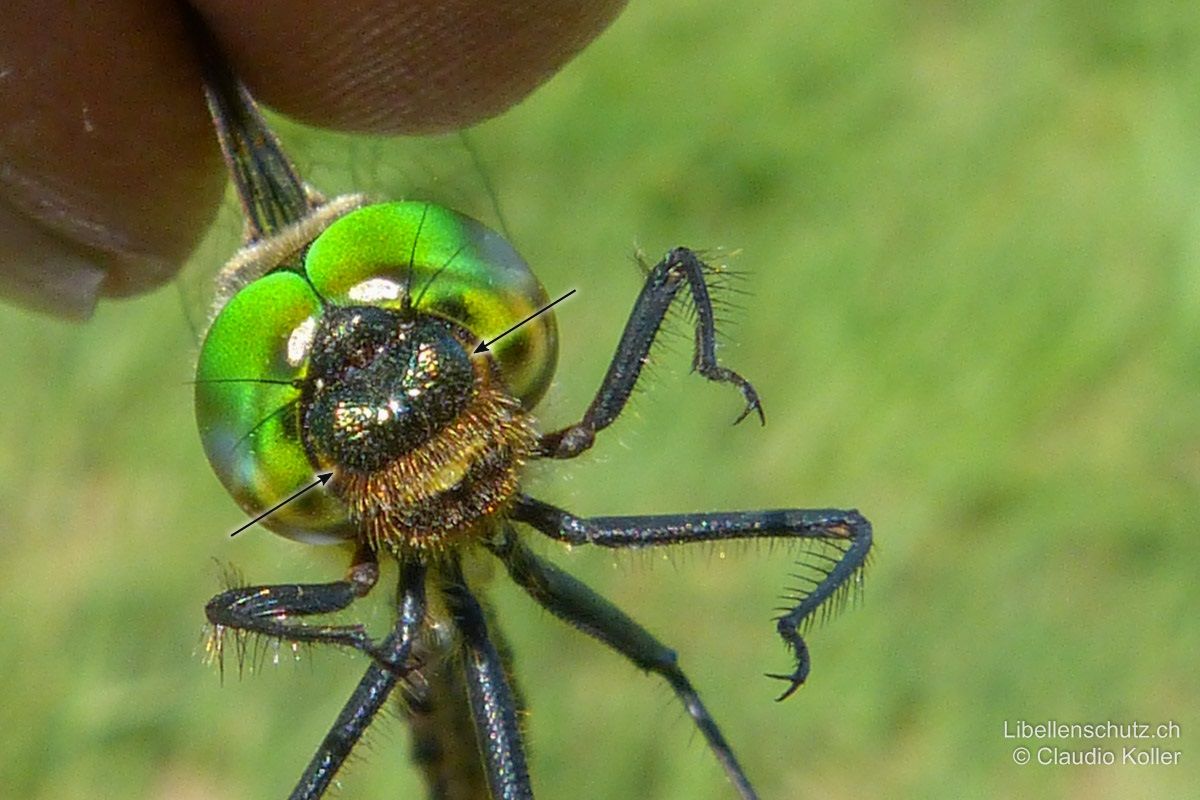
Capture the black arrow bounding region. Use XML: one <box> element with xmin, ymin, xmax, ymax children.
<box><xmin>474</xmin><ymin>289</ymin><xmax>576</xmax><ymax>353</ymax></box>
<box><xmin>230</xmin><ymin>472</ymin><xmax>333</xmax><ymax>537</ymax></box>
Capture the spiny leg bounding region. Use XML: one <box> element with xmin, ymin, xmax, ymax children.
<box><xmin>400</xmin><ymin>602</ymin><xmax>521</xmax><ymax>800</ymax></box>
<box><xmin>205</xmin><ymin>544</ymin><xmax>397</xmax><ymax>671</ymax></box>
<box><xmin>438</xmin><ymin>558</ymin><xmax>532</xmax><ymax>800</ymax></box>
<box><xmin>486</xmin><ymin>527</ymin><xmax>758</xmax><ymax>800</ymax></box>
<box><xmin>289</xmin><ymin>559</ymin><xmax>427</xmax><ymax>800</ymax></box>
<box><xmin>537</xmin><ymin>247</ymin><xmax>763</xmax><ymax>459</ymax></box>
<box><xmin>511</xmin><ymin>495</ymin><xmax>872</xmax><ymax>700</ymax></box>
<box><xmin>402</xmin><ymin>646</ymin><xmax>494</xmax><ymax>800</ymax></box>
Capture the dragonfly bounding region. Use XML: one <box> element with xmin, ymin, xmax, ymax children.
<box><xmin>185</xmin><ymin>11</ymin><xmax>873</xmax><ymax>800</ymax></box>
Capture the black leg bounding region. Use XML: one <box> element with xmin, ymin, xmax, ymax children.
<box><xmin>402</xmin><ymin>651</ymin><xmax>494</xmax><ymax>800</ymax></box>
<box><xmin>401</xmin><ymin>600</ymin><xmax>517</xmax><ymax>800</ymax></box>
<box><xmin>288</xmin><ymin>559</ymin><xmax>427</xmax><ymax>800</ymax></box>
<box><xmin>536</xmin><ymin>247</ymin><xmax>763</xmax><ymax>459</ymax></box>
<box><xmin>511</xmin><ymin>495</ymin><xmax>872</xmax><ymax>700</ymax></box>
<box><xmin>205</xmin><ymin>546</ymin><xmax>401</xmax><ymax>674</ymax></box>
<box><xmin>438</xmin><ymin>558</ymin><xmax>533</xmax><ymax>800</ymax></box>
<box><xmin>486</xmin><ymin>527</ymin><xmax>758</xmax><ymax>800</ymax></box>
<box><xmin>206</xmin><ymin>547</ymin><xmax>377</xmax><ymax>666</ymax></box>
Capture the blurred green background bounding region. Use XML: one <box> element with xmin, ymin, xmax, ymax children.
<box><xmin>2</xmin><ymin>1</ymin><xmax>1197</xmax><ymax>798</ymax></box>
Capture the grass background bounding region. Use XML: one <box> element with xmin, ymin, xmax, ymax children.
<box><xmin>2</xmin><ymin>1</ymin><xmax>1198</xmax><ymax>798</ymax></box>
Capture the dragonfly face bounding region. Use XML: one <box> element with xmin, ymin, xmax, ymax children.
<box><xmin>195</xmin><ymin>200</ymin><xmax>555</xmax><ymax>548</ymax></box>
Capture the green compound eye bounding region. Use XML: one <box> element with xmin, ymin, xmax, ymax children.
<box><xmin>195</xmin><ymin>271</ymin><xmax>354</xmax><ymax>543</ymax></box>
<box><xmin>194</xmin><ymin>201</ymin><xmax>558</xmax><ymax>544</ymax></box>
<box><xmin>305</xmin><ymin>201</ymin><xmax>557</xmax><ymax>408</ymax></box>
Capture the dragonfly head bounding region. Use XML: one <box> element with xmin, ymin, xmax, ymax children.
<box><xmin>196</xmin><ymin>201</ymin><xmax>551</xmax><ymax>551</ymax></box>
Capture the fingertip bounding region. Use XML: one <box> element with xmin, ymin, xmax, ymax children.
<box><xmin>0</xmin><ymin>1</ymin><xmax>228</xmax><ymax>316</ymax></box>
<box><xmin>194</xmin><ymin>0</ymin><xmax>629</xmax><ymax>133</ymax></box>
<box><xmin>0</xmin><ymin>200</ymin><xmax>105</xmax><ymax>320</ymax></box>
